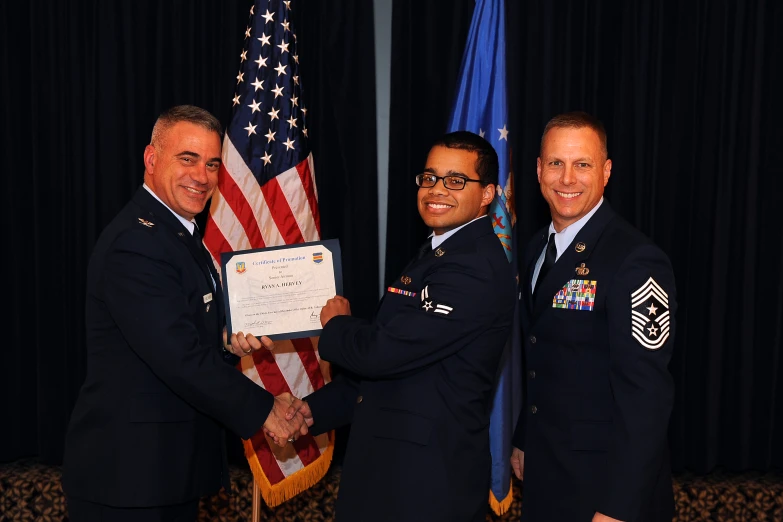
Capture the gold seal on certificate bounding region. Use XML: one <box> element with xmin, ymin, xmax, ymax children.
<box><xmin>220</xmin><ymin>239</ymin><xmax>343</xmax><ymax>340</ymax></box>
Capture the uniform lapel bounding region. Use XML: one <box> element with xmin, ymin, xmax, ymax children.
<box><xmin>524</xmin><ymin>229</ymin><xmax>548</xmax><ymax>313</ymax></box>
<box><xmin>133</xmin><ymin>188</ymin><xmax>218</xmax><ymax>299</ymax></box>
<box><xmin>531</xmin><ymin>202</ymin><xmax>617</xmax><ymax>319</ymax></box>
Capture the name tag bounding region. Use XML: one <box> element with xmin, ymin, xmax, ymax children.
<box><xmin>203</xmin><ymin>293</ymin><xmax>213</xmax><ymax>304</ymax></box>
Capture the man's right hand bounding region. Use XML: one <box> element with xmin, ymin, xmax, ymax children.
<box><xmin>286</xmin><ymin>398</ymin><xmax>314</xmax><ymax>436</ymax></box>
<box><xmin>263</xmin><ymin>393</ymin><xmax>306</xmax><ymax>447</ymax></box>
<box><xmin>510</xmin><ymin>447</ymin><xmax>525</xmax><ymax>480</ymax></box>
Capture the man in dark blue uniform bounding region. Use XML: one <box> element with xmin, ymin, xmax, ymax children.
<box><xmin>281</xmin><ymin>131</ymin><xmax>516</xmax><ymax>521</ymax></box>
<box><xmin>63</xmin><ymin>105</ymin><xmax>303</xmax><ymax>521</ymax></box>
<box><xmin>511</xmin><ymin>111</ymin><xmax>676</xmax><ymax>522</ymax></box>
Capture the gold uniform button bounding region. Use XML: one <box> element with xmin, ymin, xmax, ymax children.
<box><xmin>531</xmin><ymin>405</ymin><xmax>538</xmax><ymax>414</ymax></box>
<box><xmin>356</xmin><ymin>395</ymin><xmax>363</xmax><ymax>404</ymax></box>
<box><xmin>528</xmin><ymin>370</ymin><xmax>536</xmax><ymax>379</ymax></box>
<box><xmin>530</xmin><ymin>336</ymin><xmax>537</xmax><ymax>344</ymax></box>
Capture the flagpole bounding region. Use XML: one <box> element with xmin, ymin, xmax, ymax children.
<box><xmin>252</xmin><ymin>480</ymin><xmax>261</xmax><ymax>522</ymax></box>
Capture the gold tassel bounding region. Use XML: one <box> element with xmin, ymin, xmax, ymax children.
<box><xmin>488</xmin><ymin>479</ymin><xmax>514</xmax><ymax>515</ymax></box>
<box><xmin>243</xmin><ymin>431</ymin><xmax>335</xmax><ymax>507</ymax></box>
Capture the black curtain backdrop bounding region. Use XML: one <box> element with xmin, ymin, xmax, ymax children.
<box><xmin>0</xmin><ymin>0</ymin><xmax>377</xmax><ymax>464</ymax></box>
<box><xmin>3</xmin><ymin>0</ymin><xmax>782</xmax><ymax>480</ymax></box>
<box><xmin>388</xmin><ymin>0</ymin><xmax>782</xmax><ymax>474</ymax></box>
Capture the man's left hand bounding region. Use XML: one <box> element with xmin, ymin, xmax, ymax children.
<box><xmin>320</xmin><ymin>295</ymin><xmax>351</xmax><ymax>327</ymax></box>
<box><xmin>223</xmin><ymin>328</ymin><xmax>275</xmax><ymax>357</ymax></box>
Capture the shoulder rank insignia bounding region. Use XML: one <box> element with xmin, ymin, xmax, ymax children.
<box><xmin>434</xmin><ymin>248</ymin><xmax>445</xmax><ymax>257</ymax></box>
<box><xmin>138</xmin><ymin>218</ymin><xmax>155</xmax><ymax>227</ymax></box>
<box><xmin>420</xmin><ymin>285</ymin><xmax>453</xmax><ymax>315</ymax></box>
<box><xmin>575</xmin><ymin>263</ymin><xmax>590</xmax><ymax>276</ymax></box>
<box><xmin>631</xmin><ymin>277</ymin><xmax>670</xmax><ymax>350</ymax></box>
<box><xmin>401</xmin><ymin>276</ymin><xmax>412</xmax><ymax>285</ymax></box>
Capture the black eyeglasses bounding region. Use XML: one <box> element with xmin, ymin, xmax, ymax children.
<box><xmin>415</xmin><ymin>173</ymin><xmax>482</xmax><ymax>191</ymax></box>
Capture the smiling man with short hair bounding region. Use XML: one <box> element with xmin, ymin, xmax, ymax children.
<box><xmin>512</xmin><ymin>111</ymin><xmax>677</xmax><ymax>522</ymax></box>
<box><xmin>281</xmin><ymin>131</ymin><xmax>517</xmax><ymax>522</ymax></box>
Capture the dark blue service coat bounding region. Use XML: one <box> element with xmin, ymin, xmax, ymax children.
<box><xmin>308</xmin><ymin>216</ymin><xmax>516</xmax><ymax>522</ymax></box>
<box><xmin>63</xmin><ymin>187</ymin><xmax>273</xmax><ymax>508</ymax></box>
<box><xmin>513</xmin><ymin>202</ymin><xmax>676</xmax><ymax>522</ymax></box>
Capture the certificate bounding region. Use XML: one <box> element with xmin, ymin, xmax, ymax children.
<box><xmin>220</xmin><ymin>239</ymin><xmax>343</xmax><ymax>340</ymax></box>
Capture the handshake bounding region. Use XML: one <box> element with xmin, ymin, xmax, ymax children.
<box><xmin>263</xmin><ymin>392</ymin><xmax>314</xmax><ymax>447</ymax></box>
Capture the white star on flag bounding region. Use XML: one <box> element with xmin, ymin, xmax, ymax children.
<box><xmin>268</xmin><ymin>107</ymin><xmax>280</xmax><ymax>120</ymax></box>
<box><xmin>283</xmin><ymin>137</ymin><xmax>295</xmax><ymax>150</ymax></box>
<box><xmin>265</xmin><ymin>129</ymin><xmax>276</xmax><ymax>143</ymax></box>
<box><xmin>249</xmin><ymin>99</ymin><xmax>262</xmax><ymax>113</ymax></box>
<box><xmin>275</xmin><ymin>62</ymin><xmax>287</xmax><ymax>76</ymax></box>
<box><xmin>244</xmin><ymin>122</ymin><xmax>257</xmax><ymax>136</ymax></box>
<box><xmin>498</xmin><ymin>124</ymin><xmax>508</xmax><ymax>141</ymax></box>
<box><xmin>258</xmin><ymin>33</ymin><xmax>271</xmax><ymax>46</ymax></box>
<box><xmin>278</xmin><ymin>41</ymin><xmax>289</xmax><ymax>53</ymax></box>
<box><xmin>272</xmin><ymin>84</ymin><xmax>284</xmax><ymax>98</ymax></box>
<box><xmin>251</xmin><ymin>78</ymin><xmax>264</xmax><ymax>91</ymax></box>
<box><xmin>255</xmin><ymin>55</ymin><xmax>268</xmax><ymax>68</ymax></box>
<box><xmin>261</xmin><ymin>151</ymin><xmax>272</xmax><ymax>165</ymax></box>
<box><xmin>262</xmin><ymin>9</ymin><xmax>274</xmax><ymax>23</ymax></box>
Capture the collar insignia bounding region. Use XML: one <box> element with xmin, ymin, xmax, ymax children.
<box><xmin>138</xmin><ymin>218</ymin><xmax>155</xmax><ymax>228</ymax></box>
<box><xmin>435</xmin><ymin>248</ymin><xmax>445</xmax><ymax>257</ymax></box>
<box><xmin>575</xmin><ymin>242</ymin><xmax>586</xmax><ymax>252</ymax></box>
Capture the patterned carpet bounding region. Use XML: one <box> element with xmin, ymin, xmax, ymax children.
<box><xmin>1</xmin><ymin>459</ymin><xmax>781</xmax><ymax>521</ymax></box>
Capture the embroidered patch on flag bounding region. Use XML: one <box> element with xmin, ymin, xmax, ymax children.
<box><xmin>553</xmin><ymin>279</ymin><xmax>597</xmax><ymax>310</ymax></box>
<box><xmin>631</xmin><ymin>277</ymin><xmax>670</xmax><ymax>350</ymax></box>
<box><xmin>420</xmin><ymin>285</ymin><xmax>454</xmax><ymax>315</ymax></box>
<box><xmin>387</xmin><ymin>286</ymin><xmax>416</xmax><ymax>297</ymax></box>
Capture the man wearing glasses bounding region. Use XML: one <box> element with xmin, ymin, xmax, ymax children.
<box><xmin>278</xmin><ymin>131</ymin><xmax>516</xmax><ymax>521</ymax></box>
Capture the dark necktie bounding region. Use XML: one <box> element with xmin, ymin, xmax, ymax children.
<box><xmin>416</xmin><ymin>239</ymin><xmax>433</xmax><ymax>261</ymax></box>
<box><xmin>192</xmin><ymin>225</ymin><xmax>216</xmax><ymax>284</ymax></box>
<box><xmin>192</xmin><ymin>224</ymin><xmax>207</xmax><ymax>258</ymax></box>
<box><xmin>533</xmin><ymin>232</ymin><xmax>557</xmax><ymax>300</ymax></box>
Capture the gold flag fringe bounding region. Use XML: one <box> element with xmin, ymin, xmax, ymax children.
<box><xmin>489</xmin><ymin>479</ymin><xmax>514</xmax><ymax>515</ymax></box>
<box><xmin>243</xmin><ymin>431</ymin><xmax>335</xmax><ymax>508</ymax></box>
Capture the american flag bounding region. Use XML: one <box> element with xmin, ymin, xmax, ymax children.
<box><xmin>446</xmin><ymin>0</ymin><xmax>523</xmax><ymax>514</ymax></box>
<box><xmin>202</xmin><ymin>0</ymin><xmax>333</xmax><ymax>507</ymax></box>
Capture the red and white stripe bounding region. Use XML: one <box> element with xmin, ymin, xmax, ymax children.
<box><xmin>204</xmin><ymin>136</ymin><xmax>321</xmax><ymax>276</ymax></box>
